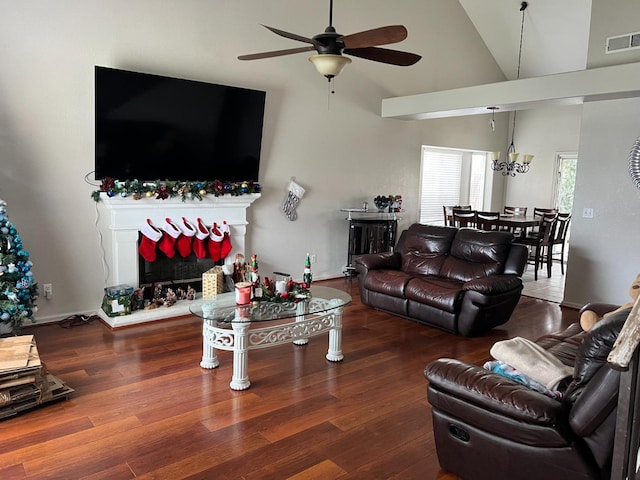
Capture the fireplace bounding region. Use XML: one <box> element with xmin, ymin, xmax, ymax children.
<box><xmin>138</xmin><ymin>238</ymin><xmax>217</xmax><ymax>291</ymax></box>
<box><xmin>95</xmin><ymin>193</ymin><xmax>260</xmax><ymax>327</ymax></box>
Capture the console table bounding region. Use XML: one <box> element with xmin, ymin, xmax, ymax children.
<box><xmin>340</xmin><ymin>210</ymin><xmax>400</xmax><ymax>275</ymax></box>
<box><xmin>189</xmin><ymin>285</ymin><xmax>351</xmax><ymax>390</ymax></box>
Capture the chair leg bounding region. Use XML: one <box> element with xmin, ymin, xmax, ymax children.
<box><xmin>560</xmin><ymin>244</ymin><xmax>566</xmax><ymax>275</ymax></box>
<box><xmin>533</xmin><ymin>245</ymin><xmax>540</xmax><ymax>281</ymax></box>
<box><xmin>546</xmin><ymin>246</ymin><xmax>553</xmax><ymax>278</ymax></box>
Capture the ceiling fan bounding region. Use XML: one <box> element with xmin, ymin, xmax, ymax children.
<box><xmin>238</xmin><ymin>0</ymin><xmax>422</xmax><ymax>82</ymax></box>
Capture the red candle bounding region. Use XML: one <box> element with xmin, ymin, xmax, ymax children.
<box><xmin>235</xmin><ymin>282</ymin><xmax>252</xmax><ymax>305</ymax></box>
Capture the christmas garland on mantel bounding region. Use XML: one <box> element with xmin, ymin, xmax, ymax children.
<box><xmin>91</xmin><ymin>178</ymin><xmax>261</xmax><ymax>202</ymax></box>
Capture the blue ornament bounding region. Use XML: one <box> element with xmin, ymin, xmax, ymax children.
<box><xmin>107</xmin><ymin>190</ymin><xmax>116</xmax><ymax>197</ymax></box>
<box><xmin>120</xmin><ymin>192</ymin><xmax>128</xmax><ymax>198</ymax></box>
<box><xmin>1</xmin><ymin>227</ymin><xmax>7</xmax><ymax>234</ymax></box>
<box><xmin>224</xmin><ymin>183</ymin><xmax>232</xmax><ymax>191</ymax></box>
<box><xmin>1</xmin><ymin>312</ymin><xmax>9</xmax><ymax>321</ymax></box>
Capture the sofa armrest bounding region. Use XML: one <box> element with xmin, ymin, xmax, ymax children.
<box><xmin>462</xmin><ymin>275</ymin><xmax>522</xmax><ymax>295</ymax></box>
<box><xmin>578</xmin><ymin>302</ymin><xmax>621</xmax><ymax>318</ymax></box>
<box><xmin>353</xmin><ymin>252</ymin><xmax>401</xmax><ymax>273</ymax></box>
<box><xmin>425</xmin><ymin>358</ymin><xmax>568</xmax><ymax>425</ymax></box>
<box><xmin>504</xmin><ymin>243</ymin><xmax>528</xmax><ymax>276</ymax></box>
<box><xmin>569</xmin><ymin>366</ymin><xmax>620</xmax><ymax>436</ymax></box>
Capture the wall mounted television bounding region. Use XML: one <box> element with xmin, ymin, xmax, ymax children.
<box><xmin>94</xmin><ymin>66</ymin><xmax>266</xmax><ymax>182</ymax></box>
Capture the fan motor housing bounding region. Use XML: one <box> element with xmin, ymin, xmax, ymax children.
<box><xmin>313</xmin><ymin>27</ymin><xmax>345</xmax><ymax>55</ymax></box>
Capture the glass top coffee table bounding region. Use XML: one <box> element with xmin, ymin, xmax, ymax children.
<box><xmin>189</xmin><ymin>285</ymin><xmax>352</xmax><ymax>390</ymax></box>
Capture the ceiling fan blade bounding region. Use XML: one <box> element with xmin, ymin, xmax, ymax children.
<box><xmin>261</xmin><ymin>25</ymin><xmax>321</xmax><ymax>48</ymax></box>
<box><xmin>341</xmin><ymin>25</ymin><xmax>407</xmax><ymax>49</ymax></box>
<box><xmin>238</xmin><ymin>46</ymin><xmax>316</xmax><ymax>61</ymax></box>
<box><xmin>343</xmin><ymin>46</ymin><xmax>421</xmax><ymax>66</ymax></box>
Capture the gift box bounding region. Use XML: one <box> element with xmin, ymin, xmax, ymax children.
<box><xmin>102</xmin><ymin>284</ymin><xmax>133</xmax><ymax>317</ymax></box>
<box><xmin>104</xmin><ymin>284</ymin><xmax>134</xmax><ymax>297</ymax></box>
<box><xmin>202</xmin><ymin>266</ymin><xmax>224</xmax><ymax>299</ymax></box>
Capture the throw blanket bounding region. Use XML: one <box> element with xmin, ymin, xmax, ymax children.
<box><xmin>490</xmin><ymin>336</ymin><xmax>573</xmax><ymax>390</ymax></box>
<box><xmin>483</xmin><ymin>360</ymin><xmax>563</xmax><ymax>400</ymax></box>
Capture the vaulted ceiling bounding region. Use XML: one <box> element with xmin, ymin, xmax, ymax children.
<box><xmin>459</xmin><ymin>0</ymin><xmax>592</xmax><ymax>80</ymax></box>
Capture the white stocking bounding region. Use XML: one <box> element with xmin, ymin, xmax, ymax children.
<box><xmin>282</xmin><ymin>180</ymin><xmax>305</xmax><ymax>221</ymax></box>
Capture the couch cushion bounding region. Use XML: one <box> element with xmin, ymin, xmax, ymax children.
<box><xmin>440</xmin><ymin>229</ymin><xmax>514</xmax><ymax>282</ymax></box>
<box><xmin>405</xmin><ymin>276</ymin><xmax>463</xmax><ymax>313</ymax></box>
<box><xmin>397</xmin><ymin>224</ymin><xmax>457</xmax><ymax>276</ymax></box>
<box><xmin>362</xmin><ymin>269</ymin><xmax>413</xmax><ymax>298</ymax></box>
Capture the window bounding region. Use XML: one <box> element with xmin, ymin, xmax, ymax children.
<box><xmin>419</xmin><ymin>147</ymin><xmax>487</xmax><ymax>225</ymax></box>
<box><xmin>552</xmin><ymin>152</ymin><xmax>577</xmax><ymax>213</ymax></box>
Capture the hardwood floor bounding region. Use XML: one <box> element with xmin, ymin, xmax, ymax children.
<box><xmin>2</xmin><ymin>278</ymin><xmax>579</xmax><ymax>479</ymax></box>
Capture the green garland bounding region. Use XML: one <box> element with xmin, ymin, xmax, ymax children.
<box><xmin>260</xmin><ymin>280</ymin><xmax>311</xmax><ymax>303</ymax></box>
<box><xmin>91</xmin><ymin>178</ymin><xmax>261</xmax><ymax>202</ymax></box>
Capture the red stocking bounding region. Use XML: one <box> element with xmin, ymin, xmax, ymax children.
<box><xmin>193</xmin><ymin>218</ymin><xmax>209</xmax><ymax>259</ymax></box>
<box><xmin>219</xmin><ymin>221</ymin><xmax>232</xmax><ymax>260</ymax></box>
<box><xmin>176</xmin><ymin>217</ymin><xmax>196</xmax><ymax>258</ymax></box>
<box><xmin>159</xmin><ymin>218</ymin><xmax>181</xmax><ymax>258</ymax></box>
<box><xmin>208</xmin><ymin>223</ymin><xmax>223</xmax><ymax>262</ymax></box>
<box><xmin>139</xmin><ymin>219</ymin><xmax>163</xmax><ymax>262</ymax></box>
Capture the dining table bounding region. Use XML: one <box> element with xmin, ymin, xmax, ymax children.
<box><xmin>496</xmin><ymin>214</ymin><xmax>540</xmax><ymax>237</ymax></box>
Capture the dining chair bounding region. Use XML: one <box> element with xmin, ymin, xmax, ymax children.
<box><xmin>443</xmin><ymin>205</ymin><xmax>471</xmax><ymax>226</ymax></box>
<box><xmin>551</xmin><ymin>213</ymin><xmax>571</xmax><ymax>274</ymax></box>
<box><xmin>452</xmin><ymin>208</ymin><xmax>476</xmax><ymax>228</ymax></box>
<box><xmin>515</xmin><ymin>212</ymin><xmax>558</xmax><ymax>280</ymax></box>
<box><xmin>501</xmin><ymin>206</ymin><xmax>528</xmax><ymax>234</ymax></box>
<box><xmin>475</xmin><ymin>211</ymin><xmax>500</xmax><ymax>231</ymax></box>
<box><xmin>504</xmin><ymin>206</ymin><xmax>528</xmax><ymax>216</ymax></box>
<box><xmin>529</xmin><ymin>207</ymin><xmax>559</xmax><ymax>235</ymax></box>
<box><xmin>533</xmin><ymin>207</ymin><xmax>558</xmax><ymax>216</ymax></box>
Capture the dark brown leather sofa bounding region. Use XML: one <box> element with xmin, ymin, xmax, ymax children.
<box><xmin>424</xmin><ymin>303</ymin><xmax>626</xmax><ymax>480</ymax></box>
<box><xmin>353</xmin><ymin>223</ymin><xmax>528</xmax><ymax>336</ymax></box>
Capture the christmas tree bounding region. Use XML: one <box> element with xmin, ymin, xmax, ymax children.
<box><xmin>0</xmin><ymin>197</ymin><xmax>38</xmax><ymax>333</ymax></box>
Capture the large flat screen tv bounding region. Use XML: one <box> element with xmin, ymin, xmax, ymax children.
<box><xmin>95</xmin><ymin>66</ymin><xmax>266</xmax><ymax>182</ymax></box>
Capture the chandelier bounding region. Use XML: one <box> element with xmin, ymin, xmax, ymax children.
<box><xmin>490</xmin><ymin>1</ymin><xmax>534</xmax><ymax>177</ymax></box>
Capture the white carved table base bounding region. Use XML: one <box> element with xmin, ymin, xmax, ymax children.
<box><xmin>200</xmin><ymin>298</ymin><xmax>344</xmax><ymax>390</ymax></box>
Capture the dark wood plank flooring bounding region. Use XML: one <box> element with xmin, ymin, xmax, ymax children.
<box><xmin>1</xmin><ymin>278</ymin><xmax>578</xmax><ymax>479</ymax></box>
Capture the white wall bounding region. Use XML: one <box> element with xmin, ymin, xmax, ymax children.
<box><xmin>564</xmin><ymin>98</ymin><xmax>640</xmax><ymax>306</ymax></box>
<box><xmin>503</xmin><ymin>106</ymin><xmax>583</xmax><ymax>211</ymax></box>
<box><xmin>0</xmin><ymin>0</ymin><xmax>505</xmax><ymax>323</ymax></box>
<box><xmin>561</xmin><ymin>0</ymin><xmax>640</xmax><ymax>307</ymax></box>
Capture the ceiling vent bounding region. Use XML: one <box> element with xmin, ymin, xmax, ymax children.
<box><xmin>606</xmin><ymin>32</ymin><xmax>640</xmax><ymax>53</ymax></box>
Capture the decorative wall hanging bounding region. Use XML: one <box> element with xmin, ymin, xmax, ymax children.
<box><xmin>629</xmin><ymin>135</ymin><xmax>640</xmax><ymax>190</ymax></box>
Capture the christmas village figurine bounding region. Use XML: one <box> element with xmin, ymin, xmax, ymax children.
<box><xmin>163</xmin><ymin>288</ymin><xmax>177</xmax><ymax>307</ymax></box>
<box><xmin>249</xmin><ymin>254</ymin><xmax>262</xmax><ymax>301</ymax></box>
<box><xmin>302</xmin><ymin>253</ymin><xmax>313</xmax><ymax>288</ymax></box>
<box><xmin>233</xmin><ymin>253</ymin><xmax>246</xmax><ymax>283</ymax></box>
<box><xmin>132</xmin><ymin>288</ymin><xmax>145</xmax><ymax>311</ymax></box>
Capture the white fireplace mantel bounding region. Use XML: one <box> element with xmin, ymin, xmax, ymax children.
<box><xmin>95</xmin><ymin>193</ymin><xmax>260</xmax><ymax>328</ymax></box>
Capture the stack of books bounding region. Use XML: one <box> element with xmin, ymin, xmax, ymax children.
<box><xmin>0</xmin><ymin>335</ymin><xmax>73</xmax><ymax>419</ymax></box>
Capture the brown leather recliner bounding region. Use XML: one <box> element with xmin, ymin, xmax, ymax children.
<box><xmin>424</xmin><ymin>303</ymin><xmax>626</xmax><ymax>480</ymax></box>
<box><xmin>354</xmin><ymin>223</ymin><xmax>528</xmax><ymax>336</ymax></box>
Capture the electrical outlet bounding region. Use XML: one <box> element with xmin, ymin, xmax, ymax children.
<box><xmin>43</xmin><ymin>283</ymin><xmax>52</xmax><ymax>299</ymax></box>
<box><xmin>582</xmin><ymin>207</ymin><xmax>594</xmax><ymax>219</ymax></box>
<box><xmin>310</xmin><ymin>254</ymin><xmax>317</xmax><ymax>264</ymax></box>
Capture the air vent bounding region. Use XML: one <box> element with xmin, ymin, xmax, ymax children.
<box><xmin>606</xmin><ymin>32</ymin><xmax>640</xmax><ymax>53</ymax></box>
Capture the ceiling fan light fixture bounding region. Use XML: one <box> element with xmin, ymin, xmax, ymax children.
<box><xmin>309</xmin><ymin>54</ymin><xmax>352</xmax><ymax>79</ymax></box>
